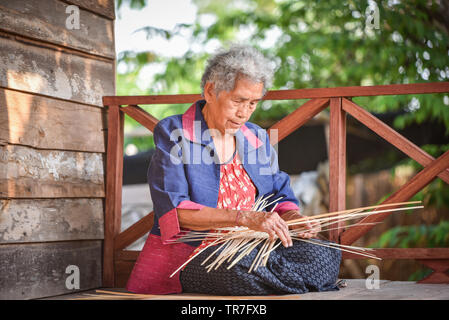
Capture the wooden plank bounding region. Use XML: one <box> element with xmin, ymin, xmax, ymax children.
<box><xmin>0</xmin><ymin>0</ymin><xmax>114</xmax><ymax>59</ymax></box>
<box><xmin>0</xmin><ymin>240</ymin><xmax>102</xmax><ymax>299</ymax></box>
<box><xmin>341</xmin><ymin>149</ymin><xmax>449</xmax><ymax>245</ymax></box>
<box><xmin>342</xmin><ymin>248</ymin><xmax>449</xmax><ymax>260</ymax></box>
<box><xmin>103</xmin><ymin>105</ymin><xmax>124</xmax><ymax>287</ymax></box>
<box><xmin>0</xmin><ymin>144</ymin><xmax>105</xmax><ymax>198</ymax></box>
<box><xmin>342</xmin><ymin>98</ymin><xmax>449</xmax><ymax>185</ymax></box>
<box><xmin>0</xmin><ymin>199</ymin><xmax>104</xmax><ymax>244</ymax></box>
<box><xmin>121</xmin><ymin>106</ymin><xmax>159</xmax><ymax>133</ymax></box>
<box><xmin>297</xmin><ymin>280</ymin><xmax>449</xmax><ymax>300</ymax></box>
<box><xmin>41</xmin><ymin>280</ymin><xmax>449</xmax><ymax>300</ymax></box>
<box><xmin>0</xmin><ymin>88</ymin><xmax>106</xmax><ymax>152</ymax></box>
<box><xmin>103</xmin><ymin>94</ymin><xmax>202</xmax><ymax>106</ymax></box>
<box><xmin>265</xmin><ymin>82</ymin><xmax>449</xmax><ymax>99</ymax></box>
<box><xmin>0</xmin><ymin>36</ymin><xmax>114</xmax><ymax>106</ymax></box>
<box><xmin>102</xmin><ymin>82</ymin><xmax>449</xmax><ymax>106</ymax></box>
<box><xmin>267</xmin><ymin>98</ymin><xmax>329</xmax><ymax>142</ymax></box>
<box><xmin>328</xmin><ymin>98</ymin><xmax>346</xmax><ymax>242</ymax></box>
<box><xmin>65</xmin><ymin>0</ymin><xmax>115</xmax><ymax>20</ymax></box>
<box><xmin>114</xmin><ymin>212</ymin><xmax>154</xmax><ymax>251</ymax></box>
<box><xmin>302</xmin><ymin>280</ymin><xmax>449</xmax><ymax>300</ymax></box>
<box><xmin>115</xmin><ymin>250</ymin><xmax>140</xmax><ymax>261</ymax></box>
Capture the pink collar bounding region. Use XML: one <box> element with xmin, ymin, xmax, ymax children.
<box><xmin>181</xmin><ymin>100</ymin><xmax>263</xmax><ymax>150</ymax></box>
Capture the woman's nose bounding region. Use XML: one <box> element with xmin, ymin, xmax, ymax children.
<box><xmin>236</xmin><ymin>111</ymin><xmax>245</xmax><ymax>119</ymax></box>
<box><xmin>236</xmin><ymin>107</ymin><xmax>249</xmax><ymax>119</ymax></box>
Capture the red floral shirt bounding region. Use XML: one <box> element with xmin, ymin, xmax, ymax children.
<box><xmin>187</xmin><ymin>150</ymin><xmax>257</xmax><ymax>260</ymax></box>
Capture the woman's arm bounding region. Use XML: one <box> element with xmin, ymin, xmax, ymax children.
<box><xmin>177</xmin><ymin>207</ymin><xmax>238</xmax><ymax>230</ymax></box>
<box><xmin>178</xmin><ymin>207</ymin><xmax>293</xmax><ymax>247</ymax></box>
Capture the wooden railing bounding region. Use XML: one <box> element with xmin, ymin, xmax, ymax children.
<box><xmin>103</xmin><ymin>82</ymin><xmax>449</xmax><ymax>288</ymax></box>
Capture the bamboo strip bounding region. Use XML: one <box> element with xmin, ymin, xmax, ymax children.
<box><xmin>293</xmin><ymin>238</ymin><xmax>380</xmax><ymax>260</ymax></box>
<box><xmin>169</xmin><ymin>238</ymin><xmax>222</xmax><ymax>278</ymax></box>
<box><xmin>248</xmin><ymin>239</ymin><xmax>269</xmax><ymax>273</ymax></box>
<box><xmin>286</xmin><ymin>201</ymin><xmax>422</xmax><ymax>224</ymax></box>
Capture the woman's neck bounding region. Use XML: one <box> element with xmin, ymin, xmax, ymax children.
<box><xmin>202</xmin><ymin>103</ymin><xmax>236</xmax><ymax>163</ymax></box>
<box><xmin>202</xmin><ymin>103</ymin><xmax>225</xmax><ymax>138</ymax></box>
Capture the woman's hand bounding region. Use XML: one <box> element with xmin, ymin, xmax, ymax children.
<box><xmin>238</xmin><ymin>211</ymin><xmax>293</xmax><ymax>248</ymax></box>
<box><xmin>281</xmin><ymin>210</ymin><xmax>321</xmax><ymax>239</ymax></box>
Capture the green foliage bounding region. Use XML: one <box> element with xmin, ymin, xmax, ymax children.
<box><xmin>116</xmin><ymin>0</ymin><xmax>146</xmax><ymax>10</ymax></box>
<box><xmin>116</xmin><ymin>0</ymin><xmax>449</xmax><ymax>159</ymax></box>
<box><xmin>185</xmin><ymin>0</ymin><xmax>449</xmax><ymax>127</ymax></box>
<box><xmin>369</xmin><ymin>220</ymin><xmax>449</xmax><ymax>249</ymax></box>
<box><xmin>117</xmin><ymin>0</ymin><xmax>449</xmax><ymax>153</ymax></box>
<box><xmin>124</xmin><ymin>135</ymin><xmax>155</xmax><ymax>151</ymax></box>
<box><xmin>408</xmin><ymin>268</ymin><xmax>433</xmax><ymax>281</ymax></box>
<box><xmin>347</xmin><ymin>150</ymin><xmax>404</xmax><ymax>175</ymax></box>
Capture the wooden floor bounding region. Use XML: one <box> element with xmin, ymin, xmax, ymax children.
<box><xmin>41</xmin><ymin>279</ymin><xmax>449</xmax><ymax>300</ymax></box>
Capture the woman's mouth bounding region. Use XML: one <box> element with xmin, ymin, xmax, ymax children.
<box><xmin>229</xmin><ymin>120</ymin><xmax>242</xmax><ymax>128</ymax></box>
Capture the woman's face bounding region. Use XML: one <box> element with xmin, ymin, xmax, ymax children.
<box><xmin>204</xmin><ymin>77</ymin><xmax>264</xmax><ymax>135</ymax></box>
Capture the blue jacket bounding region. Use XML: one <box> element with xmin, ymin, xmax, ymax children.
<box><xmin>148</xmin><ymin>99</ymin><xmax>300</xmax><ymax>244</ymax></box>
<box><xmin>126</xmin><ymin>99</ymin><xmax>300</xmax><ymax>294</ymax></box>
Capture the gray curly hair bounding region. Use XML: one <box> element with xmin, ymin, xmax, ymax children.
<box><xmin>201</xmin><ymin>44</ymin><xmax>275</xmax><ymax>97</ymax></box>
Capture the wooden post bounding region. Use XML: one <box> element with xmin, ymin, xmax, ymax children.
<box><xmin>328</xmin><ymin>97</ymin><xmax>346</xmax><ymax>243</ymax></box>
<box><xmin>103</xmin><ymin>105</ymin><xmax>124</xmax><ymax>287</ymax></box>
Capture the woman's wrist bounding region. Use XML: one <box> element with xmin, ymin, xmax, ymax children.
<box><xmin>234</xmin><ymin>209</ymin><xmax>250</xmax><ymax>227</ymax></box>
<box><xmin>281</xmin><ymin>210</ymin><xmax>303</xmax><ymax>221</ymax></box>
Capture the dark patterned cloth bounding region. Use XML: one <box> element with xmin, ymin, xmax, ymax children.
<box><xmin>180</xmin><ymin>239</ymin><xmax>342</xmax><ymax>295</ymax></box>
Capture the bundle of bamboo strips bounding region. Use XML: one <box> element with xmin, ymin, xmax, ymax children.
<box><xmin>168</xmin><ymin>195</ymin><xmax>423</xmax><ymax>277</ymax></box>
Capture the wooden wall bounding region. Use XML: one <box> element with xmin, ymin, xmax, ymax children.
<box><xmin>0</xmin><ymin>0</ymin><xmax>115</xmax><ymax>299</ymax></box>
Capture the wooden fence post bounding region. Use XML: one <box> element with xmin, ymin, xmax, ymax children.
<box><xmin>329</xmin><ymin>97</ymin><xmax>347</xmax><ymax>243</ymax></box>
<box><xmin>103</xmin><ymin>105</ymin><xmax>124</xmax><ymax>287</ymax></box>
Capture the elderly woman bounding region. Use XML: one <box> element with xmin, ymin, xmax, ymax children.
<box><xmin>126</xmin><ymin>45</ymin><xmax>341</xmax><ymax>295</ymax></box>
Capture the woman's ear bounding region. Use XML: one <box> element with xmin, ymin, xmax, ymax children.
<box><xmin>204</xmin><ymin>82</ymin><xmax>216</xmax><ymax>103</ymax></box>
